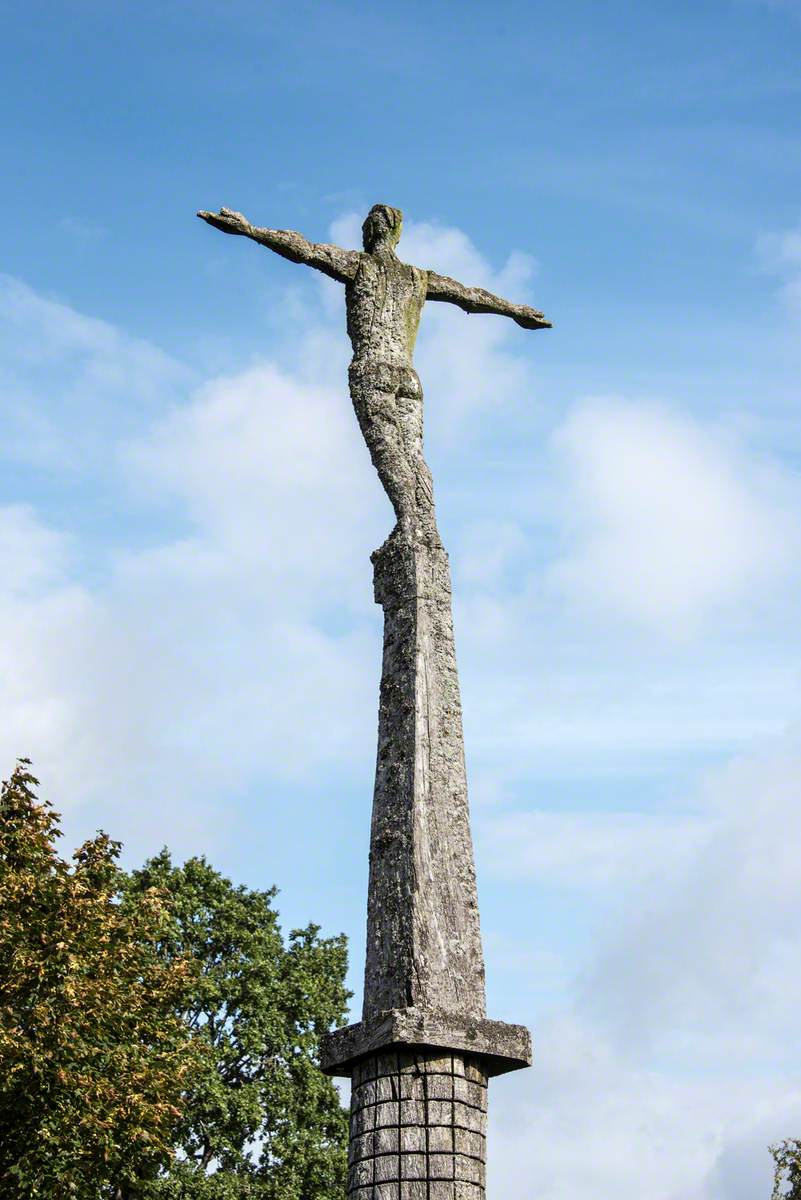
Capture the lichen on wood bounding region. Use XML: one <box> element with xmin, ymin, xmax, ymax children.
<box><xmin>198</xmin><ymin>200</ymin><xmax>550</xmax><ymax>1200</ymax></box>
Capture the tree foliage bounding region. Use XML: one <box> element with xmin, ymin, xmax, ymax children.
<box><xmin>0</xmin><ymin>761</ymin><xmax>200</xmax><ymax>1198</ymax></box>
<box><xmin>772</xmin><ymin>1140</ymin><xmax>801</xmax><ymax>1199</ymax></box>
<box><xmin>0</xmin><ymin>762</ymin><xmax>350</xmax><ymax>1198</ymax></box>
<box><xmin>125</xmin><ymin>850</ymin><xmax>350</xmax><ymax>1200</ymax></box>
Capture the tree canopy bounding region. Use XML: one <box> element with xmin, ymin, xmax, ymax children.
<box><xmin>772</xmin><ymin>1140</ymin><xmax>801</xmax><ymax>1200</ymax></box>
<box><xmin>0</xmin><ymin>761</ymin><xmax>200</xmax><ymax>1197</ymax></box>
<box><xmin>0</xmin><ymin>764</ymin><xmax>350</xmax><ymax>1198</ymax></box>
<box><xmin>126</xmin><ymin>850</ymin><xmax>350</xmax><ymax>1199</ymax></box>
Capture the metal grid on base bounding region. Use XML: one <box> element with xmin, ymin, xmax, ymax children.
<box><xmin>347</xmin><ymin>1048</ymin><xmax>488</xmax><ymax>1200</ymax></box>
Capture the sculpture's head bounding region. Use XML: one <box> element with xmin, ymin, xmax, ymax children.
<box><xmin>362</xmin><ymin>204</ymin><xmax>403</xmax><ymax>253</ymax></box>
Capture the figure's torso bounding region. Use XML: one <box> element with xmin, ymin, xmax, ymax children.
<box><xmin>346</xmin><ymin>251</ymin><xmax>428</xmax><ymax>366</ymax></box>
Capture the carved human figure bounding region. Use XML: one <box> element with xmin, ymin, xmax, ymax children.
<box><xmin>198</xmin><ymin>203</ymin><xmax>550</xmax><ymax>541</ymax></box>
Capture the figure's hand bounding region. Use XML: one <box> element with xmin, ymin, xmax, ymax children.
<box><xmin>513</xmin><ymin>305</ymin><xmax>552</xmax><ymax>330</ymax></box>
<box><xmin>196</xmin><ymin>207</ymin><xmax>252</xmax><ymax>235</ymax></box>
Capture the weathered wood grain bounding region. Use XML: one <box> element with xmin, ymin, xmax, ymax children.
<box><xmin>347</xmin><ymin>1050</ymin><xmax>487</xmax><ymax>1200</ymax></box>
<box><xmin>197</xmin><ymin>201</ymin><xmax>549</xmax><ymax>1200</ymax></box>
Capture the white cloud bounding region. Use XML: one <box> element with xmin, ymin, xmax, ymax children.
<box><xmin>0</xmin><ymin>273</ymin><xmax>189</xmax><ymax>472</ymax></box>
<box><xmin>579</xmin><ymin>734</ymin><xmax>801</xmax><ymax>1061</ymax></box>
<box><xmin>125</xmin><ymin>359</ymin><xmax>382</xmax><ymax>602</ymax></box>
<box><xmin>758</xmin><ymin>218</ymin><xmax>801</xmax><ymax>316</ymax></box>
<box><xmin>458</xmin><ymin>518</ymin><xmax>529</xmax><ymax>589</ymax></box>
<box><xmin>701</xmin><ymin>1114</ymin><xmax>798</xmax><ymax>1200</ymax></box>
<box><xmin>485</xmin><ymin>740</ymin><xmax>801</xmax><ymax>1196</ymax></box>
<box><xmin>0</xmin><ymin>504</ymin><xmax>73</xmax><ymax>594</ymax></box>
<box><xmin>489</xmin><ymin>1010</ymin><xmax>799</xmax><ymax>1200</ymax></box>
<box><xmin>481</xmin><ymin>807</ymin><xmax>710</xmax><ymax>888</ymax></box>
<box><xmin>0</xmin><ymin>293</ymin><xmax>387</xmax><ymax>857</ymax></box>
<box><xmin>548</xmin><ymin>398</ymin><xmax>799</xmax><ymax>634</ymax></box>
<box><xmin>481</xmin><ymin>736</ymin><xmax>801</xmax><ymax>1200</ymax></box>
<box><xmin>58</xmin><ymin>216</ymin><xmax>107</xmax><ymax>242</ymax></box>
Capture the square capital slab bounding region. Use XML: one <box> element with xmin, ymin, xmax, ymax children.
<box><xmin>320</xmin><ymin>1006</ymin><xmax>532</xmax><ymax>1078</ymax></box>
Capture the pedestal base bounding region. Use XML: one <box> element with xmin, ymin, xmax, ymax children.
<box><xmin>347</xmin><ymin>1047</ymin><xmax>488</xmax><ymax>1200</ymax></box>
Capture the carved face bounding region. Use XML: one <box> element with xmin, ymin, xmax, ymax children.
<box><xmin>362</xmin><ymin>204</ymin><xmax>403</xmax><ymax>252</ymax></box>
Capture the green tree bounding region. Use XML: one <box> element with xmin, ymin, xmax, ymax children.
<box><xmin>772</xmin><ymin>1140</ymin><xmax>801</xmax><ymax>1199</ymax></box>
<box><xmin>0</xmin><ymin>761</ymin><xmax>200</xmax><ymax>1198</ymax></box>
<box><xmin>126</xmin><ymin>850</ymin><xmax>350</xmax><ymax>1200</ymax></box>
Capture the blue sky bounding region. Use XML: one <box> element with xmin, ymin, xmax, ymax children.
<box><xmin>3</xmin><ymin>2</ymin><xmax>801</xmax><ymax>1196</ymax></box>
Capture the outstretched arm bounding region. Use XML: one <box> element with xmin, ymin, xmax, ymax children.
<box><xmin>426</xmin><ymin>270</ymin><xmax>551</xmax><ymax>329</ymax></box>
<box><xmin>197</xmin><ymin>207</ymin><xmax>360</xmax><ymax>284</ymax></box>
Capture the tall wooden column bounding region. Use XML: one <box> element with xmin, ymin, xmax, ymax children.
<box><xmin>321</xmin><ymin>532</ymin><xmax>531</xmax><ymax>1200</ymax></box>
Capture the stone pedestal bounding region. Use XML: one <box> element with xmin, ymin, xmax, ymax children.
<box><xmin>347</xmin><ymin>1050</ymin><xmax>487</xmax><ymax>1200</ymax></box>
<box><xmin>320</xmin><ymin>530</ymin><xmax>532</xmax><ymax>1199</ymax></box>
<box><xmin>362</xmin><ymin>532</ymin><xmax>485</xmax><ymax>1019</ymax></box>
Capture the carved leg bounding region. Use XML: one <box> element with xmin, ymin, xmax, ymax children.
<box><xmin>349</xmin><ymin>378</ymin><xmax>420</xmax><ymax>533</ymax></box>
<box><xmin>395</xmin><ymin>371</ymin><xmax>437</xmax><ymax>542</ymax></box>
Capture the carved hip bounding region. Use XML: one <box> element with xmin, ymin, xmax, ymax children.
<box><xmin>349</xmin><ymin>358</ymin><xmax>422</xmax><ymax>399</ymax></box>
